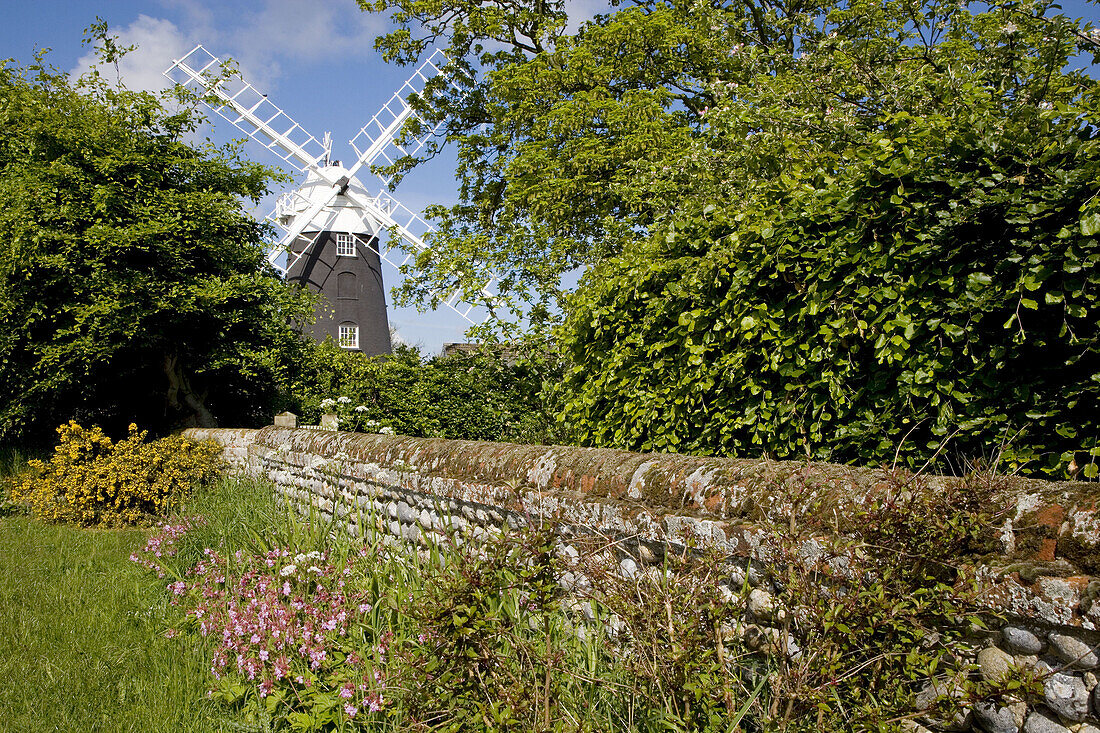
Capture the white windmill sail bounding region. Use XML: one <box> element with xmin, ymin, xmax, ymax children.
<box><xmin>350</xmin><ymin>49</ymin><xmax>451</xmax><ymax>188</ymax></box>
<box><xmin>164</xmin><ymin>45</ymin><xmax>495</xmax><ymax>324</ymax></box>
<box><xmin>165</xmin><ymin>45</ymin><xmax>328</xmax><ymax>172</ymax></box>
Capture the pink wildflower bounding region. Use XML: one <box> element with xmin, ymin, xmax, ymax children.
<box><xmin>273</xmin><ymin>657</ymin><xmax>289</xmax><ymax>680</ymax></box>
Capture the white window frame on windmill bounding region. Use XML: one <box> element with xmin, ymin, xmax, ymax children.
<box><xmin>339</xmin><ymin>324</ymin><xmax>359</xmax><ymax>349</ymax></box>
<box><xmin>335</xmin><ymin>232</ymin><xmax>356</xmax><ymax>257</ymax></box>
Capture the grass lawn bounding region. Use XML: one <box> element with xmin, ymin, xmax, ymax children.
<box><xmin>0</xmin><ymin>513</ymin><xmax>241</xmax><ymax>732</ymax></box>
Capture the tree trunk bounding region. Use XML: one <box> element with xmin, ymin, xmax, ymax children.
<box><xmin>163</xmin><ymin>354</ymin><xmax>217</xmax><ymax>428</ymax></box>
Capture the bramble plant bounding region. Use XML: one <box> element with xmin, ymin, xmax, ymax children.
<box><xmin>12</xmin><ymin>421</ymin><xmax>222</xmax><ymax>525</ymax></box>
<box><xmin>733</xmin><ymin>468</ymin><xmax>1017</xmax><ymax>731</ymax></box>
<box><xmin>395</xmin><ymin>524</ymin><xmax>578</xmax><ymax>730</ymax></box>
<box><xmin>571</xmin><ymin>541</ymin><xmax>765</xmax><ymax>731</ymax></box>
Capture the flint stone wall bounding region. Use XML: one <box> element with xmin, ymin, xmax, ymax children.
<box><xmin>186</xmin><ymin>426</ymin><xmax>1100</xmax><ymax>732</ymax></box>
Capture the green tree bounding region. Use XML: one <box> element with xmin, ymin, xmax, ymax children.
<box><xmin>555</xmin><ymin>0</ymin><xmax>1100</xmax><ymax>475</ymax></box>
<box><xmin>361</xmin><ymin>0</ymin><xmax>747</xmax><ymax>329</ymax></box>
<box><xmin>0</xmin><ymin>43</ymin><xmax>314</xmax><ymax>443</ymax></box>
<box><xmin>363</xmin><ymin>0</ymin><xmax>1100</xmax><ymax>473</ymax></box>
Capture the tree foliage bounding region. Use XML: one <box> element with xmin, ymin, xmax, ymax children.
<box><xmin>363</xmin><ymin>0</ymin><xmax>1100</xmax><ymax>473</ymax></box>
<box><xmin>555</xmin><ymin>0</ymin><xmax>1100</xmax><ymax>475</ymax></box>
<box><xmin>360</xmin><ymin>0</ymin><xmax>739</xmax><ymax>327</ymax></box>
<box><xmin>0</xmin><ymin>43</ymin><xmax>314</xmax><ymax>442</ymax></box>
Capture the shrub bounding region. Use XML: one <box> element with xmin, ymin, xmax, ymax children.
<box><xmin>12</xmin><ymin>421</ymin><xmax>222</xmax><ymax>525</ymax></box>
<box><xmin>574</xmin><ymin>544</ymin><xmax>763</xmax><ymax>731</ymax></box>
<box><xmin>285</xmin><ymin>341</ymin><xmax>561</xmax><ymax>444</ymax></box>
<box><xmin>395</xmin><ymin>524</ymin><xmax>581</xmax><ymax>730</ymax></box>
<box><xmin>748</xmin><ymin>469</ymin><xmax>1006</xmax><ymax>731</ymax></box>
<box><xmin>558</xmin><ymin>96</ymin><xmax>1100</xmax><ymax>476</ymax></box>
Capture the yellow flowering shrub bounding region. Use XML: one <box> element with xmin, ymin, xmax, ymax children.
<box><xmin>12</xmin><ymin>422</ymin><xmax>223</xmax><ymax>525</ymax></box>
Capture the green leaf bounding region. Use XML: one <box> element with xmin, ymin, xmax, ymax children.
<box><xmin>1080</xmin><ymin>213</ymin><xmax>1100</xmax><ymax>236</ymax></box>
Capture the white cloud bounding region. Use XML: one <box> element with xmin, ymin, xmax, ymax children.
<box><xmin>158</xmin><ymin>0</ymin><xmax>215</xmax><ymax>35</ymax></box>
<box><xmin>72</xmin><ymin>15</ymin><xmax>196</xmax><ymax>94</ymax></box>
<box><xmin>230</xmin><ymin>0</ymin><xmax>384</xmax><ymax>69</ymax></box>
<box><xmin>564</xmin><ymin>0</ymin><xmax>610</xmax><ymax>33</ymax></box>
<box><xmin>71</xmin><ymin>1</ymin><xmax>384</xmax><ymax>96</ymax></box>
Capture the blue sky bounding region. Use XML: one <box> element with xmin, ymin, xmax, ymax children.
<box><xmin>2</xmin><ymin>0</ymin><xmax>1099</xmax><ymax>352</ymax></box>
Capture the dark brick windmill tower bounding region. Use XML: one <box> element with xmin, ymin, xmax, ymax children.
<box><xmin>166</xmin><ymin>47</ymin><xmax>491</xmax><ymax>355</ymax></box>
<box><xmin>278</xmin><ymin>166</ymin><xmax>392</xmax><ymax>354</ymax></box>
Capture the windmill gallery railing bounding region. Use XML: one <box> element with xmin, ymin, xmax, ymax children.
<box><xmin>186</xmin><ymin>423</ymin><xmax>1100</xmax><ymax>731</ymax></box>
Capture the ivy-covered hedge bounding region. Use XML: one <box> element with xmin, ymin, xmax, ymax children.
<box><xmin>556</xmin><ymin>99</ymin><xmax>1100</xmax><ymax>477</ymax></box>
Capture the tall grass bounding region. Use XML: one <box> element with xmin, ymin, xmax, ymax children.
<box><xmin>0</xmin><ymin>446</ymin><xmax>31</xmax><ymax>477</ymax></box>
<box><xmin>0</xmin><ymin>514</ymin><xmax>246</xmax><ymax>732</ymax></box>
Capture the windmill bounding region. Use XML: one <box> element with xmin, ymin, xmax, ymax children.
<box><xmin>164</xmin><ymin>46</ymin><xmax>492</xmax><ymax>355</ymax></box>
